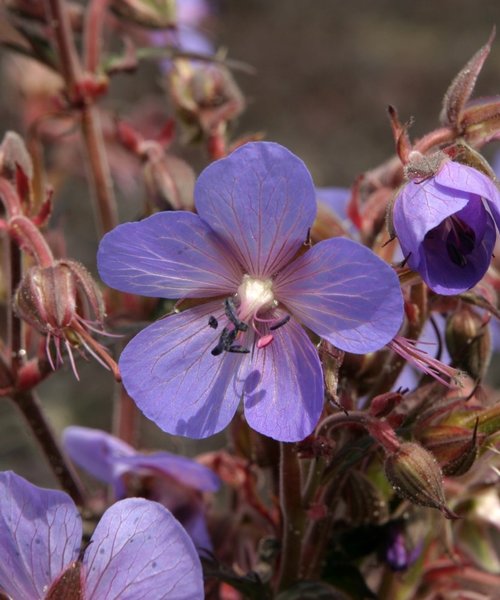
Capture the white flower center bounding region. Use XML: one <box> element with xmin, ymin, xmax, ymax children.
<box><xmin>237</xmin><ymin>274</ymin><xmax>276</xmax><ymax>321</ymax></box>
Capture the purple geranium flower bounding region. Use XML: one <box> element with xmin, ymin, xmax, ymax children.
<box><xmin>393</xmin><ymin>160</ymin><xmax>500</xmax><ymax>295</ymax></box>
<box><xmin>63</xmin><ymin>426</ymin><xmax>219</xmax><ymax>550</ymax></box>
<box><xmin>98</xmin><ymin>142</ymin><xmax>403</xmax><ymax>442</ymax></box>
<box><xmin>0</xmin><ymin>471</ymin><xmax>203</xmax><ymax>599</ymax></box>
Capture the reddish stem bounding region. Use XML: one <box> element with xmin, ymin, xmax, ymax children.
<box><xmin>12</xmin><ymin>390</ymin><xmax>86</xmax><ymax>506</ymax></box>
<box><xmin>83</xmin><ymin>0</ymin><xmax>109</xmax><ymax>73</ymax></box>
<box><xmin>9</xmin><ymin>215</ymin><xmax>54</xmax><ymax>268</ymax></box>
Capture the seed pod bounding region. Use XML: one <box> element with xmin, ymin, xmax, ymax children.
<box><xmin>384</xmin><ymin>442</ymin><xmax>457</xmax><ymax>519</ymax></box>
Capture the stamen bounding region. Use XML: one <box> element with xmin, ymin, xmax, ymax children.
<box><xmin>227</xmin><ymin>345</ymin><xmax>250</xmax><ymax>354</ymax></box>
<box><xmin>446</xmin><ymin>242</ymin><xmax>468</xmax><ymax>267</ymax></box>
<box><xmin>208</xmin><ymin>316</ymin><xmax>218</xmax><ymax>329</ymax></box>
<box><xmin>270</xmin><ymin>315</ymin><xmax>291</xmax><ymax>331</ymax></box>
<box><xmin>211</xmin><ymin>327</ymin><xmax>250</xmax><ymax>356</ymax></box>
<box><xmin>224</xmin><ymin>297</ymin><xmax>248</xmax><ymax>332</ymax></box>
<box><xmin>257</xmin><ymin>335</ymin><xmax>274</xmax><ymax>349</ymax></box>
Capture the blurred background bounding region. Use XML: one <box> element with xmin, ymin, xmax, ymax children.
<box><xmin>1</xmin><ymin>0</ymin><xmax>500</xmax><ymax>485</ymax></box>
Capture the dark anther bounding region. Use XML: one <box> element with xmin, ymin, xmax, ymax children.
<box><xmin>211</xmin><ymin>326</ymin><xmax>249</xmax><ymax>356</ymax></box>
<box><xmin>446</xmin><ymin>242</ymin><xmax>468</xmax><ymax>267</ymax></box>
<box><xmin>224</xmin><ymin>297</ymin><xmax>248</xmax><ymax>332</ymax></box>
<box><xmin>227</xmin><ymin>345</ymin><xmax>250</xmax><ymax>354</ymax></box>
<box><xmin>270</xmin><ymin>315</ymin><xmax>291</xmax><ymax>331</ymax></box>
<box><xmin>208</xmin><ymin>316</ymin><xmax>218</xmax><ymax>329</ymax></box>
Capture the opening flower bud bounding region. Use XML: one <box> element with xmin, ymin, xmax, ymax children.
<box><xmin>384</xmin><ymin>442</ymin><xmax>457</xmax><ymax>519</ymax></box>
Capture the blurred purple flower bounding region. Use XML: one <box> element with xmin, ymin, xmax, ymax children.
<box><xmin>382</xmin><ymin>522</ymin><xmax>422</xmax><ymax>572</ymax></box>
<box><xmin>0</xmin><ymin>471</ymin><xmax>203</xmax><ymax>599</ymax></box>
<box><xmin>151</xmin><ymin>0</ymin><xmax>214</xmax><ymax>69</ymax></box>
<box><xmin>98</xmin><ymin>142</ymin><xmax>403</xmax><ymax>442</ymax></box>
<box><xmin>63</xmin><ymin>426</ymin><xmax>219</xmax><ymax>550</ymax></box>
<box><xmin>393</xmin><ymin>160</ymin><xmax>500</xmax><ymax>295</ymax></box>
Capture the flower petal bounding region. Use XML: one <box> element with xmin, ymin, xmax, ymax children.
<box><xmin>419</xmin><ymin>210</ymin><xmax>496</xmax><ymax>295</ymax></box>
<box><xmin>195</xmin><ymin>142</ymin><xmax>316</xmax><ymax>277</ymax></box>
<box><xmin>120</xmin><ymin>453</ymin><xmax>220</xmax><ymax>492</ymax></box>
<box><xmin>274</xmin><ymin>238</ymin><xmax>403</xmax><ymax>353</ymax></box>
<box><xmin>242</xmin><ymin>317</ymin><xmax>324</xmax><ymax>442</ymax></box>
<box><xmin>393</xmin><ymin>176</ymin><xmax>469</xmax><ymax>255</ymax></box>
<box><xmin>120</xmin><ymin>301</ymin><xmax>244</xmax><ymax>439</ymax></box>
<box><xmin>63</xmin><ymin>426</ymin><xmax>135</xmax><ymax>486</ymax></box>
<box><xmin>83</xmin><ymin>498</ymin><xmax>203</xmax><ymax>600</ymax></box>
<box><xmin>0</xmin><ymin>471</ymin><xmax>81</xmax><ymax>600</ymax></box>
<box><xmin>97</xmin><ymin>211</ymin><xmax>242</xmax><ymax>298</ymax></box>
<box><xmin>436</xmin><ymin>161</ymin><xmax>500</xmax><ymax>228</ymax></box>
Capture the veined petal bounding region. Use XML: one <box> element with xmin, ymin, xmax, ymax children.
<box><xmin>63</xmin><ymin>426</ymin><xmax>135</xmax><ymax>486</ymax></box>
<box><xmin>393</xmin><ymin>177</ymin><xmax>469</xmax><ymax>254</ymax></box>
<box><xmin>120</xmin><ymin>301</ymin><xmax>244</xmax><ymax>439</ymax></box>
<box><xmin>195</xmin><ymin>142</ymin><xmax>316</xmax><ymax>278</ymax></box>
<box><xmin>0</xmin><ymin>471</ymin><xmax>81</xmax><ymax>600</ymax></box>
<box><xmin>119</xmin><ymin>453</ymin><xmax>220</xmax><ymax>493</ymax></box>
<box><xmin>435</xmin><ymin>161</ymin><xmax>500</xmax><ymax>222</ymax></box>
<box><xmin>83</xmin><ymin>499</ymin><xmax>203</xmax><ymax>600</ymax></box>
<box><xmin>97</xmin><ymin>211</ymin><xmax>242</xmax><ymax>298</ymax></box>
<box><xmin>419</xmin><ymin>211</ymin><xmax>496</xmax><ymax>295</ymax></box>
<box><xmin>274</xmin><ymin>238</ymin><xmax>403</xmax><ymax>353</ymax></box>
<box><xmin>242</xmin><ymin>317</ymin><xmax>324</xmax><ymax>442</ymax></box>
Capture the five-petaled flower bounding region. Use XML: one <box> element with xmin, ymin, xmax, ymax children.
<box><xmin>392</xmin><ymin>160</ymin><xmax>500</xmax><ymax>295</ymax></box>
<box><xmin>0</xmin><ymin>471</ymin><xmax>203</xmax><ymax>599</ymax></box>
<box><xmin>63</xmin><ymin>426</ymin><xmax>219</xmax><ymax>550</ymax></box>
<box><xmin>98</xmin><ymin>142</ymin><xmax>403</xmax><ymax>442</ymax></box>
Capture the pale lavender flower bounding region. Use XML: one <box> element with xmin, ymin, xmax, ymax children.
<box><xmin>98</xmin><ymin>142</ymin><xmax>403</xmax><ymax>442</ymax></box>
<box><xmin>393</xmin><ymin>160</ymin><xmax>500</xmax><ymax>295</ymax></box>
<box><xmin>63</xmin><ymin>426</ymin><xmax>219</xmax><ymax>550</ymax></box>
<box><xmin>0</xmin><ymin>471</ymin><xmax>203</xmax><ymax>599</ymax></box>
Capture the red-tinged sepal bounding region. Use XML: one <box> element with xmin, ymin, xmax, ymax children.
<box><xmin>440</xmin><ymin>27</ymin><xmax>496</xmax><ymax>129</ymax></box>
<box><xmin>45</xmin><ymin>561</ymin><xmax>83</xmax><ymax>600</ymax></box>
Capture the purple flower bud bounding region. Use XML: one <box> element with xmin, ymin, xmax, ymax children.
<box><xmin>392</xmin><ymin>160</ymin><xmax>500</xmax><ymax>295</ymax></box>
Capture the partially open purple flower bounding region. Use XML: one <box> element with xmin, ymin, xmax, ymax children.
<box><xmin>63</xmin><ymin>426</ymin><xmax>219</xmax><ymax>550</ymax></box>
<box><xmin>0</xmin><ymin>471</ymin><xmax>204</xmax><ymax>599</ymax></box>
<box><xmin>393</xmin><ymin>160</ymin><xmax>500</xmax><ymax>295</ymax></box>
<box><xmin>98</xmin><ymin>142</ymin><xmax>403</xmax><ymax>442</ymax></box>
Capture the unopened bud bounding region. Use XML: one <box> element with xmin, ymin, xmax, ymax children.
<box><xmin>384</xmin><ymin>442</ymin><xmax>457</xmax><ymax>519</ymax></box>
<box><xmin>143</xmin><ymin>149</ymin><xmax>195</xmax><ymax>211</ymax></box>
<box><xmin>0</xmin><ymin>130</ymin><xmax>33</xmax><ymax>182</ymax></box>
<box><xmin>168</xmin><ymin>59</ymin><xmax>245</xmax><ymax>136</ymax></box>
<box><xmin>419</xmin><ymin>424</ymin><xmax>482</xmax><ymax>477</ymax></box>
<box><xmin>111</xmin><ymin>0</ymin><xmax>176</xmax><ymax>28</ymax></box>
<box><xmin>15</xmin><ymin>264</ymin><xmax>77</xmax><ymax>333</ymax></box>
<box><xmin>342</xmin><ymin>470</ymin><xmax>388</xmax><ymax>525</ymax></box>
<box><xmin>445</xmin><ymin>307</ymin><xmax>491</xmax><ymax>381</ymax></box>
